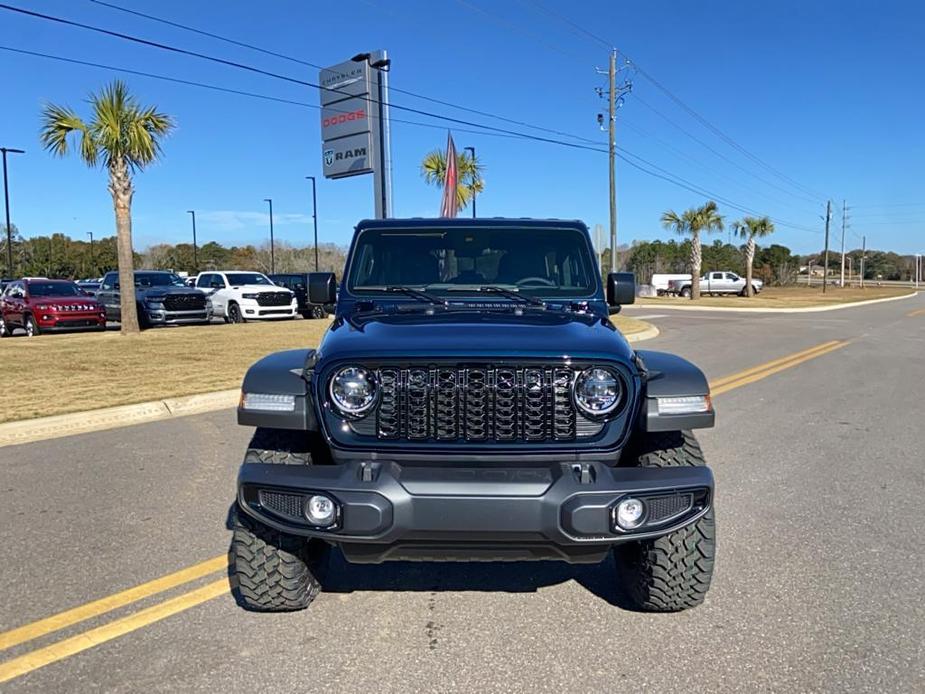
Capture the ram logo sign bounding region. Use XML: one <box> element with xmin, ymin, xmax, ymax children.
<box><xmin>319</xmin><ymin>59</ymin><xmax>378</xmax><ymax>180</ymax></box>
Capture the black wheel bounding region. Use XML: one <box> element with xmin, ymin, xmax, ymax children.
<box><xmin>613</xmin><ymin>431</ymin><xmax>716</xmax><ymax>612</ymax></box>
<box><xmin>0</xmin><ymin>317</ymin><xmax>11</xmax><ymax>337</ymax></box>
<box><xmin>227</xmin><ymin>302</ymin><xmax>244</xmax><ymax>324</ymax></box>
<box><xmin>137</xmin><ymin>304</ymin><xmax>151</xmax><ymax>329</ymax></box>
<box><xmin>24</xmin><ymin>315</ymin><xmax>39</xmax><ymax>337</ymax></box>
<box><xmin>310</xmin><ymin>305</ymin><xmax>326</xmax><ymax>319</ymax></box>
<box><xmin>231</xmin><ymin>428</ymin><xmax>326</xmax><ymax>611</ymax></box>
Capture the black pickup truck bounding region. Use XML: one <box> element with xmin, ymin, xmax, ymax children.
<box><xmin>232</xmin><ymin>218</ymin><xmax>716</xmax><ymax>613</ymax></box>
<box><xmin>268</xmin><ymin>273</ymin><xmax>333</xmax><ymax>319</ymax></box>
<box><xmin>97</xmin><ymin>270</ymin><xmax>212</xmax><ymax>327</ymax></box>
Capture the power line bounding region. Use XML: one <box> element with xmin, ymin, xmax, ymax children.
<box><xmin>521</xmin><ymin>0</ymin><xmax>613</xmax><ymax>49</ymax></box>
<box><xmin>89</xmin><ymin>0</ymin><xmax>603</xmax><ymax>147</ymax></box>
<box><xmin>1</xmin><ymin>4</ymin><xmax>822</xmax><ymax>235</ymax></box>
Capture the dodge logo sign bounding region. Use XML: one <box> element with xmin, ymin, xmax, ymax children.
<box><xmin>324</xmin><ymin>149</ymin><xmax>334</xmax><ymax>167</ymax></box>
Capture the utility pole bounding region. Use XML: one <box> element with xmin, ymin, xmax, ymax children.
<box><xmin>2</xmin><ymin>146</ymin><xmax>25</xmax><ymax>278</ymax></box>
<box><xmin>87</xmin><ymin>231</ymin><xmax>94</xmax><ymax>274</ymax></box>
<box><xmin>840</xmin><ymin>200</ymin><xmax>847</xmax><ymax>287</ymax></box>
<box><xmin>264</xmin><ymin>198</ymin><xmax>275</xmax><ymax>274</ymax></box>
<box><xmin>306</xmin><ymin>177</ymin><xmax>319</xmax><ymax>271</ymax></box>
<box><xmin>860</xmin><ymin>235</ymin><xmax>866</xmax><ymax>289</ymax></box>
<box><xmin>187</xmin><ymin>210</ymin><xmax>198</xmax><ymax>274</ymax></box>
<box><xmin>822</xmin><ymin>200</ymin><xmax>832</xmax><ymax>294</ymax></box>
<box><xmin>608</xmin><ymin>49</ymin><xmax>617</xmax><ymax>272</ymax></box>
<box><xmin>463</xmin><ymin>146</ymin><xmax>477</xmax><ymax>218</ymax></box>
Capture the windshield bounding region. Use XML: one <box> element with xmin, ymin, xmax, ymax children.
<box><xmin>348</xmin><ymin>226</ymin><xmax>598</xmax><ymax>298</ymax></box>
<box><xmin>135</xmin><ymin>272</ymin><xmax>185</xmax><ymax>288</ymax></box>
<box><xmin>226</xmin><ymin>273</ymin><xmax>273</xmax><ymax>286</ymax></box>
<box><xmin>28</xmin><ymin>281</ymin><xmax>83</xmax><ymax>297</ymax></box>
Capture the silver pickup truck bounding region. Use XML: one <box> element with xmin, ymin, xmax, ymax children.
<box><xmin>668</xmin><ymin>271</ymin><xmax>762</xmax><ymax>297</ymax></box>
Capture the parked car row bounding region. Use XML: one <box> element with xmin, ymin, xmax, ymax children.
<box><xmin>0</xmin><ymin>270</ymin><xmax>335</xmax><ymax>337</ymax></box>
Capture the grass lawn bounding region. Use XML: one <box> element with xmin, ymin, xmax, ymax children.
<box><xmin>1</xmin><ymin>313</ymin><xmax>652</xmax><ymax>423</ymax></box>
<box><xmin>637</xmin><ymin>285</ymin><xmax>913</xmax><ymax>309</ymax></box>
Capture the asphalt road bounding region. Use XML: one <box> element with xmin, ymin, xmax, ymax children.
<box><xmin>2</xmin><ymin>293</ymin><xmax>923</xmax><ymax>692</ymax></box>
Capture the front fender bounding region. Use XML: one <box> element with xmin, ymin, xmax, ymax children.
<box><xmin>237</xmin><ymin>349</ymin><xmax>318</xmax><ymax>431</ymax></box>
<box><xmin>635</xmin><ymin>350</ymin><xmax>715</xmax><ymax>432</ymax></box>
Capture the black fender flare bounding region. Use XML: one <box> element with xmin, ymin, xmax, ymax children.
<box><xmin>635</xmin><ymin>350</ymin><xmax>715</xmax><ymax>432</ymax></box>
<box><xmin>237</xmin><ymin>349</ymin><xmax>318</xmax><ymax>431</ymax></box>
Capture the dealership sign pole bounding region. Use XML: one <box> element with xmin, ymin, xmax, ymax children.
<box><xmin>319</xmin><ymin>52</ymin><xmax>392</xmax><ymax>218</ymax></box>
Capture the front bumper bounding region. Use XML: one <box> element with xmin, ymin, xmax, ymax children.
<box><xmin>240</xmin><ymin>300</ymin><xmax>298</xmax><ymax>319</ymax></box>
<box><xmin>35</xmin><ymin>312</ymin><xmax>106</xmax><ymax>331</ymax></box>
<box><xmin>238</xmin><ymin>460</ymin><xmax>713</xmax><ymax>564</ymax></box>
<box><xmin>146</xmin><ymin>307</ymin><xmax>213</xmax><ymax>325</ymax></box>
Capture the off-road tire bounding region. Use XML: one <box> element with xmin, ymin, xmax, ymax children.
<box><xmin>613</xmin><ymin>430</ymin><xmax>716</xmax><ymax>612</ymax></box>
<box><xmin>232</xmin><ymin>428</ymin><xmax>324</xmax><ymax>611</ymax></box>
<box><xmin>230</xmin><ymin>504</ymin><xmax>321</xmax><ymax>611</ymax></box>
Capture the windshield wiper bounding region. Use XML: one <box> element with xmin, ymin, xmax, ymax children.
<box><xmin>479</xmin><ymin>286</ymin><xmax>546</xmax><ymax>307</ymax></box>
<box><xmin>384</xmin><ymin>286</ymin><xmax>446</xmax><ymax>306</ymax></box>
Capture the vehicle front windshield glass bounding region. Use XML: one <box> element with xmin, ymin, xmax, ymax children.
<box><xmin>135</xmin><ymin>273</ymin><xmax>185</xmax><ymax>288</ymax></box>
<box><xmin>28</xmin><ymin>281</ymin><xmax>83</xmax><ymax>297</ymax></box>
<box><xmin>348</xmin><ymin>226</ymin><xmax>598</xmax><ymax>298</ymax></box>
<box><xmin>226</xmin><ymin>273</ymin><xmax>273</xmax><ymax>286</ymax></box>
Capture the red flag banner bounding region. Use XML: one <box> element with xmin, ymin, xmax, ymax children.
<box><xmin>439</xmin><ymin>132</ymin><xmax>458</xmax><ymax>218</ymax></box>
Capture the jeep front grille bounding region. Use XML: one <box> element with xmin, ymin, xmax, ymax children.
<box><xmin>163</xmin><ymin>293</ymin><xmax>206</xmax><ymax>311</ymax></box>
<box><xmin>256</xmin><ymin>292</ymin><xmax>291</xmax><ymax>307</ymax></box>
<box><xmin>359</xmin><ymin>364</ymin><xmax>607</xmax><ymax>442</ymax></box>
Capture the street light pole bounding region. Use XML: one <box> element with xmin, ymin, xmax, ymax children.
<box><xmin>1</xmin><ymin>147</ymin><xmax>25</xmax><ymax>278</ymax></box>
<box><xmin>87</xmin><ymin>231</ymin><xmax>94</xmax><ymax>274</ymax></box>
<box><xmin>187</xmin><ymin>210</ymin><xmax>198</xmax><ymax>274</ymax></box>
<box><xmin>264</xmin><ymin>198</ymin><xmax>275</xmax><ymax>274</ymax></box>
<box><xmin>463</xmin><ymin>146</ymin><xmax>476</xmax><ymax>219</ymax></box>
<box><xmin>306</xmin><ymin>176</ymin><xmax>319</xmax><ymax>271</ymax></box>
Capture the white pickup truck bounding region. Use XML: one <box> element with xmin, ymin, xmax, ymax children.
<box><xmin>668</xmin><ymin>271</ymin><xmax>762</xmax><ymax>297</ymax></box>
<box><xmin>193</xmin><ymin>270</ymin><xmax>297</xmax><ymax>323</ymax></box>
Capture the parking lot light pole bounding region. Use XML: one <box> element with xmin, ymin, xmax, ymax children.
<box><xmin>187</xmin><ymin>210</ymin><xmax>198</xmax><ymax>274</ymax></box>
<box><xmin>87</xmin><ymin>231</ymin><xmax>94</xmax><ymax>273</ymax></box>
<box><xmin>306</xmin><ymin>176</ymin><xmax>319</xmax><ymax>271</ymax></box>
<box><xmin>2</xmin><ymin>146</ymin><xmax>25</xmax><ymax>278</ymax></box>
<box><xmin>264</xmin><ymin>198</ymin><xmax>275</xmax><ymax>274</ymax></box>
<box><xmin>463</xmin><ymin>146</ymin><xmax>476</xmax><ymax>218</ymax></box>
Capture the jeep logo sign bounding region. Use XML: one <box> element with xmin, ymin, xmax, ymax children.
<box><xmin>321</xmin><ymin>132</ymin><xmax>373</xmax><ymax>179</ymax></box>
<box><xmin>320</xmin><ymin>59</ymin><xmax>379</xmax><ymax>181</ymax></box>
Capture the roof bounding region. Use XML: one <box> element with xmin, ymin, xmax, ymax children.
<box><xmin>354</xmin><ymin>217</ymin><xmax>589</xmax><ymax>231</ymax></box>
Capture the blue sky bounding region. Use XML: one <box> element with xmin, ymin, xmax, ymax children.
<box><xmin>2</xmin><ymin>0</ymin><xmax>923</xmax><ymax>255</ymax></box>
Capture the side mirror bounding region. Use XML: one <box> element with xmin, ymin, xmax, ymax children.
<box><xmin>606</xmin><ymin>272</ymin><xmax>636</xmax><ymax>311</ymax></box>
<box><xmin>308</xmin><ymin>272</ymin><xmax>337</xmax><ymax>305</ymax></box>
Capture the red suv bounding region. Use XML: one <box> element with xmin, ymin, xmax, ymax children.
<box><xmin>0</xmin><ymin>278</ymin><xmax>107</xmax><ymax>337</ymax></box>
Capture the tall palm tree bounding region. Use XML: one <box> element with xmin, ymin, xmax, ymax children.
<box><xmin>421</xmin><ymin>148</ymin><xmax>484</xmax><ymax>214</ymax></box>
<box><xmin>40</xmin><ymin>80</ymin><xmax>174</xmax><ymax>333</ymax></box>
<box><xmin>661</xmin><ymin>201</ymin><xmax>724</xmax><ymax>300</ymax></box>
<box><xmin>733</xmin><ymin>215</ymin><xmax>775</xmax><ymax>296</ymax></box>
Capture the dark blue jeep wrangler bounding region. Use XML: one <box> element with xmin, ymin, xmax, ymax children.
<box><xmin>231</xmin><ymin>218</ymin><xmax>716</xmax><ymax>612</ymax></box>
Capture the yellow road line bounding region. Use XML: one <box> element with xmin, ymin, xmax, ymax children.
<box><xmin>0</xmin><ymin>578</ymin><xmax>229</xmax><ymax>684</ymax></box>
<box><xmin>708</xmin><ymin>340</ymin><xmax>841</xmax><ymax>389</ymax></box>
<box><xmin>712</xmin><ymin>340</ymin><xmax>849</xmax><ymax>395</ymax></box>
<box><xmin>0</xmin><ymin>555</ymin><xmax>226</xmax><ymax>652</ymax></box>
<box><xmin>0</xmin><ymin>338</ymin><xmax>854</xmax><ymax>683</ymax></box>
<box><xmin>906</xmin><ymin>308</ymin><xmax>925</xmax><ymax>317</ymax></box>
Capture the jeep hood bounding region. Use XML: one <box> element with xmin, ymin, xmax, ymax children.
<box><xmin>316</xmin><ymin>310</ymin><xmax>634</xmax><ymax>363</ymax></box>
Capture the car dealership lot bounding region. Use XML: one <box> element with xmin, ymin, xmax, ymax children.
<box><xmin>1</xmin><ymin>296</ymin><xmax>924</xmax><ymax>692</ymax></box>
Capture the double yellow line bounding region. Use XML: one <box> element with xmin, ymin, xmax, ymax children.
<box><xmin>0</xmin><ymin>337</ymin><xmax>850</xmax><ymax>683</ymax></box>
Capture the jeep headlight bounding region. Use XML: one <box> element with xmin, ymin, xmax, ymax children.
<box><xmin>573</xmin><ymin>367</ymin><xmax>622</xmax><ymax>417</ymax></box>
<box><xmin>329</xmin><ymin>366</ymin><xmax>378</xmax><ymax>416</ymax></box>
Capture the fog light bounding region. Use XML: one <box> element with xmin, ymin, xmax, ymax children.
<box><xmin>305</xmin><ymin>494</ymin><xmax>337</xmax><ymax>527</ymax></box>
<box><xmin>615</xmin><ymin>497</ymin><xmax>646</xmax><ymax>530</ymax></box>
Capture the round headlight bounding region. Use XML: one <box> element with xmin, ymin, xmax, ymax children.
<box><xmin>573</xmin><ymin>367</ymin><xmax>622</xmax><ymax>416</ymax></box>
<box><xmin>329</xmin><ymin>366</ymin><xmax>378</xmax><ymax>415</ymax></box>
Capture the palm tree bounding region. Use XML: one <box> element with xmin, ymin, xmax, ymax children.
<box><xmin>661</xmin><ymin>201</ymin><xmax>724</xmax><ymax>300</ymax></box>
<box><xmin>40</xmin><ymin>80</ymin><xmax>174</xmax><ymax>333</ymax></box>
<box><xmin>421</xmin><ymin>148</ymin><xmax>484</xmax><ymax>214</ymax></box>
<box><xmin>733</xmin><ymin>215</ymin><xmax>775</xmax><ymax>296</ymax></box>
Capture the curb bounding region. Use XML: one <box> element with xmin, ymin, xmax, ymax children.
<box><xmin>632</xmin><ymin>292</ymin><xmax>916</xmax><ymax>314</ymax></box>
<box><xmin>0</xmin><ymin>389</ymin><xmax>239</xmax><ymax>448</ymax></box>
<box><xmin>625</xmin><ymin>325</ymin><xmax>660</xmax><ymax>342</ymax></box>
